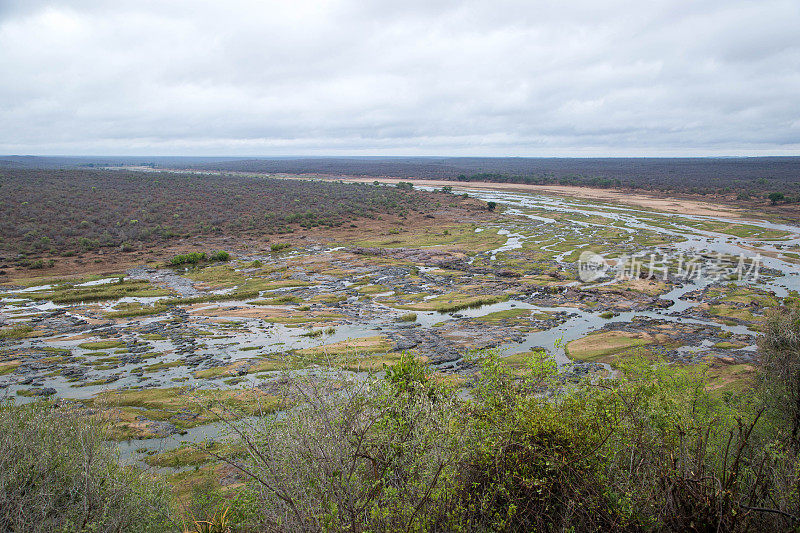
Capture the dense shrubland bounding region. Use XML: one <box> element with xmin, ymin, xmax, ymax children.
<box><xmin>3</xmin><ymin>310</ymin><xmax>800</xmax><ymax>532</ymax></box>
<box><xmin>189</xmin><ymin>157</ymin><xmax>800</xmax><ymax>198</ymax></box>
<box><xmin>0</xmin><ymin>168</ymin><xmax>439</xmax><ymax>257</ymax></box>
<box><xmin>206</xmin><ymin>345</ymin><xmax>798</xmax><ymax>532</ymax></box>
<box><xmin>0</xmin><ymin>401</ymin><xmax>172</xmax><ymax>532</ymax></box>
<box><xmin>5</xmin><ymin>157</ymin><xmax>800</xmax><ymax>205</ymax></box>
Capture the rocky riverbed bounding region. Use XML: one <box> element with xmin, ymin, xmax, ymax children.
<box><xmin>1</xmin><ymin>187</ymin><xmax>798</xmax><ymax>467</ymax></box>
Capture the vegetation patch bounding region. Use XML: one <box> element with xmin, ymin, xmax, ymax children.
<box><xmin>395</xmin><ymin>292</ymin><xmax>509</xmax><ymax>313</ymax></box>
<box><xmin>356</xmin><ymin>284</ymin><xmax>391</xmax><ymax>295</ymax></box>
<box><xmin>297</xmin><ymin>335</ymin><xmax>394</xmax><ymax>358</ymax></box>
<box><xmin>86</xmin><ymin>387</ymin><xmax>282</xmax><ymax>440</ymax></box>
<box><xmin>0</xmin><ymin>360</ymin><xmax>21</xmax><ymax>375</ymax></box>
<box><xmin>250</xmin><ymin>295</ymin><xmax>302</xmax><ymax>305</ymax></box>
<box><xmin>144</xmin><ymin>441</ymin><xmax>240</xmax><ymax>469</ymax></box>
<box><xmin>353</xmin><ymin>224</ymin><xmax>507</xmax><ymax>252</ymax></box>
<box><xmin>78</xmin><ymin>340</ymin><xmax>126</xmax><ymax>350</ymax></box>
<box><xmin>194</xmin><ymin>360</ymin><xmax>255</xmax><ymax>378</ymax></box>
<box><xmin>18</xmin><ymin>279</ymin><xmax>171</xmax><ymax>304</ymax></box>
<box><xmin>0</xmin><ymin>324</ymin><xmax>36</xmax><ymax>339</ymax></box>
<box><xmin>104</xmin><ymin>302</ymin><xmax>168</xmax><ymax>318</ymax></box>
<box><xmin>471</xmin><ymin>308</ymin><xmax>532</xmax><ymax>323</ymax></box>
<box><xmin>566</xmin><ymin>330</ymin><xmax>654</xmax><ymax>362</ymax></box>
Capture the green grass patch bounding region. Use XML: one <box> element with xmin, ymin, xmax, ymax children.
<box><xmin>87</xmin><ymin>387</ymin><xmax>283</xmax><ymax>440</ymax></box>
<box><xmin>0</xmin><ymin>362</ymin><xmax>21</xmax><ymax>375</ymax></box>
<box><xmin>0</xmin><ymin>325</ymin><xmax>35</xmax><ymax>339</ymax></box>
<box><xmin>394</xmin><ymin>292</ymin><xmax>509</xmax><ymax>313</ymax></box>
<box><xmin>78</xmin><ymin>340</ymin><xmax>125</xmax><ymax>350</ymax></box>
<box><xmin>353</xmin><ymin>224</ymin><xmax>507</xmax><ymax>252</ymax></box>
<box><xmin>397</xmin><ymin>312</ymin><xmax>417</xmax><ymax>322</ymax></box>
<box><xmin>296</xmin><ymin>335</ymin><xmax>393</xmax><ymax>358</ymax></box>
<box><xmin>472</xmin><ymin>308</ymin><xmax>531</xmax><ymax>323</ymax></box>
<box><xmin>566</xmin><ymin>331</ymin><xmax>653</xmax><ymax>363</ymax></box>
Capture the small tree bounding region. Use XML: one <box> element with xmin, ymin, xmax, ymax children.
<box><xmin>487</xmin><ymin>201</ymin><xmax>497</xmax><ymax>211</ymax></box>
<box><xmin>768</xmin><ymin>192</ymin><xmax>785</xmax><ymax>205</ymax></box>
<box><xmin>759</xmin><ymin>307</ymin><xmax>800</xmax><ymax>447</ymax></box>
<box><xmin>224</xmin><ymin>359</ymin><xmax>465</xmax><ymax>531</ymax></box>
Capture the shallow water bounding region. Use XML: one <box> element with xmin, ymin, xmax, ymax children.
<box><xmin>2</xmin><ymin>187</ymin><xmax>798</xmax><ymax>464</ymax></box>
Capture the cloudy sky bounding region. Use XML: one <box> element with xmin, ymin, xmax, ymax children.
<box><xmin>1</xmin><ymin>0</ymin><xmax>799</xmax><ymax>156</ymax></box>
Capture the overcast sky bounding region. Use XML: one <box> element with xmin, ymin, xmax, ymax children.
<box><xmin>1</xmin><ymin>0</ymin><xmax>799</xmax><ymax>156</ymax></box>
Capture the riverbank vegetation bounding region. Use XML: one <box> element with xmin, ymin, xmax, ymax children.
<box><xmin>1</xmin><ymin>162</ymin><xmax>797</xmax><ymax>531</ymax></box>
<box><xmin>0</xmin><ymin>400</ymin><xmax>172</xmax><ymax>532</ymax></box>
<box><xmin>1</xmin><ymin>308</ymin><xmax>798</xmax><ymax>532</ymax></box>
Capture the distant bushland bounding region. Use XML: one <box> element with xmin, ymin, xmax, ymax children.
<box><xmin>189</xmin><ymin>156</ymin><xmax>800</xmax><ymax>196</ymax></box>
<box><xmin>0</xmin><ymin>168</ymin><xmax>440</xmax><ymax>258</ymax></box>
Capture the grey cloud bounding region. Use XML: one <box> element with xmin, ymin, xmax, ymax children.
<box><xmin>0</xmin><ymin>0</ymin><xmax>798</xmax><ymax>156</ymax></box>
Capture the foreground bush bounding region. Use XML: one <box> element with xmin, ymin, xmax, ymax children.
<box><xmin>3</xmin><ymin>310</ymin><xmax>799</xmax><ymax>532</ymax></box>
<box><xmin>214</xmin><ymin>345</ymin><xmax>800</xmax><ymax>532</ymax></box>
<box><xmin>0</xmin><ymin>401</ymin><xmax>172</xmax><ymax>533</ymax></box>
<box><xmin>222</xmin><ymin>359</ymin><xmax>465</xmax><ymax>531</ymax></box>
<box><xmin>759</xmin><ymin>307</ymin><xmax>800</xmax><ymax>447</ymax></box>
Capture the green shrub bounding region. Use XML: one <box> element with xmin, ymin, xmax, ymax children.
<box><xmin>169</xmin><ymin>250</ymin><xmax>231</xmax><ymax>266</ymax></box>
<box><xmin>759</xmin><ymin>307</ymin><xmax>800</xmax><ymax>446</ymax></box>
<box><xmin>170</xmin><ymin>251</ymin><xmax>206</xmax><ymax>266</ymax></box>
<box><xmin>228</xmin><ymin>356</ymin><xmax>464</xmax><ymax>531</ymax></box>
<box><xmin>217</xmin><ymin>348</ymin><xmax>800</xmax><ymax>531</ymax></box>
<box><xmin>270</xmin><ymin>242</ymin><xmax>291</xmax><ymax>252</ymax></box>
<box><xmin>0</xmin><ymin>401</ymin><xmax>172</xmax><ymax>532</ymax></box>
<box><xmin>209</xmin><ymin>250</ymin><xmax>230</xmax><ymax>261</ymax></box>
<box><xmin>768</xmin><ymin>192</ymin><xmax>785</xmax><ymax>205</ymax></box>
<box><xmin>0</xmin><ymin>324</ymin><xmax>34</xmax><ymax>339</ymax></box>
